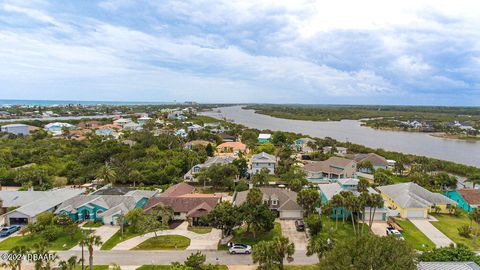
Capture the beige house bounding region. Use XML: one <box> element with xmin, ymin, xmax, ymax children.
<box><xmin>302</xmin><ymin>157</ymin><xmax>357</xmax><ymax>180</ymax></box>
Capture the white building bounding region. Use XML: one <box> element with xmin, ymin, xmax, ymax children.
<box><xmin>1</xmin><ymin>124</ymin><xmax>30</xmax><ymax>136</ymax></box>
<box><xmin>251</xmin><ymin>152</ymin><xmax>277</xmax><ymax>175</ymax></box>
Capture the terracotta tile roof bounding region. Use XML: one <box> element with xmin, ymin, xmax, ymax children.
<box><xmin>457</xmin><ymin>189</ymin><xmax>480</xmax><ymax>205</ymax></box>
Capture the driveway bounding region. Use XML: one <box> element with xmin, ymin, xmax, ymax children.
<box><xmin>278</xmin><ymin>220</ymin><xmax>307</xmax><ymax>250</ymax></box>
<box><xmin>409</xmin><ymin>219</ymin><xmax>454</xmax><ymax>248</ymax></box>
<box><xmin>371</xmin><ymin>222</ymin><xmax>388</xmax><ymax>237</ymax></box>
<box><xmin>70</xmin><ymin>225</ymin><xmax>119</xmax><ymax>251</ymax></box>
<box><xmin>113</xmin><ymin>222</ymin><xmax>221</xmax><ymax>250</ymax></box>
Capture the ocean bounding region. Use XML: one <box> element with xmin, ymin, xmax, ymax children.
<box><xmin>0</xmin><ymin>99</ymin><xmax>173</xmax><ymax>106</ymax></box>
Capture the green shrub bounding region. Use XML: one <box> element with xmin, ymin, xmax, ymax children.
<box><xmin>458</xmin><ymin>225</ymin><xmax>472</xmax><ymax>238</ymax></box>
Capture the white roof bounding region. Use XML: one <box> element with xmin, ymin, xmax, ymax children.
<box><xmin>377</xmin><ymin>182</ymin><xmax>457</xmax><ymax>209</ymax></box>
<box><xmin>258</xmin><ymin>133</ymin><xmax>272</xmax><ymax>139</ymax></box>
<box><xmin>337</xmin><ymin>178</ymin><xmax>359</xmax><ymax>186</ymax></box>
<box><xmin>44</xmin><ymin>122</ymin><xmax>74</xmax><ymax>128</ymax></box>
<box><xmin>1</xmin><ymin>124</ymin><xmax>29</xmax><ymax>128</ymax></box>
<box><xmin>9</xmin><ymin>188</ymin><xmax>85</xmax><ymax>217</ymax></box>
<box><xmin>113</xmin><ymin>118</ymin><xmax>132</xmax><ymax>124</ymax></box>
<box><xmin>318</xmin><ymin>183</ymin><xmax>343</xmax><ymax>200</ymax></box>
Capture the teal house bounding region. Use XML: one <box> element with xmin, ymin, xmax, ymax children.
<box><xmin>258</xmin><ymin>133</ymin><xmax>271</xmax><ymax>143</ymax></box>
<box><xmin>318</xmin><ymin>182</ymin><xmax>387</xmax><ymax>221</ymax></box>
<box><xmin>445</xmin><ymin>189</ymin><xmax>480</xmax><ymax>212</ymax></box>
<box><xmin>55</xmin><ymin>190</ymin><xmax>157</xmax><ymax>225</ymax></box>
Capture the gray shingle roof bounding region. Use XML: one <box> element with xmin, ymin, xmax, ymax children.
<box><xmin>318</xmin><ymin>183</ymin><xmax>343</xmax><ymax>201</ymax></box>
<box><xmin>234</xmin><ymin>187</ymin><xmax>302</xmax><ymax>211</ymax></box>
<box><xmin>377</xmin><ymin>182</ymin><xmax>457</xmax><ymax>208</ymax></box>
<box><xmin>251</xmin><ymin>152</ymin><xmax>276</xmax><ymax>163</ymax></box>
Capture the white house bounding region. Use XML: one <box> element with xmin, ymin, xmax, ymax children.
<box><xmin>251</xmin><ymin>152</ymin><xmax>277</xmax><ymax>175</ymax></box>
<box><xmin>113</xmin><ymin>118</ymin><xmax>132</xmax><ymax>127</ymax></box>
<box><xmin>1</xmin><ymin>124</ymin><xmax>30</xmax><ymax>136</ymax></box>
<box><xmin>44</xmin><ymin>122</ymin><xmax>75</xmax><ymax>135</ymax></box>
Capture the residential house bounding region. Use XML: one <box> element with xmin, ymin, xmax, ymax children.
<box><xmin>294</xmin><ymin>138</ymin><xmax>316</xmax><ymax>153</ymax></box>
<box><xmin>445</xmin><ymin>189</ymin><xmax>480</xmax><ymax>212</ymax></box>
<box><xmin>302</xmin><ymin>157</ymin><xmax>357</xmax><ymax>180</ymax></box>
<box><xmin>322</xmin><ymin>146</ymin><xmax>348</xmax><ymax>156</ymax></box>
<box><xmin>219</xmin><ymin>133</ymin><xmax>236</xmax><ymax>142</ymax></box>
<box><xmin>319</xmin><ymin>182</ymin><xmax>387</xmax><ymax>221</ymax></box>
<box><xmin>251</xmin><ymin>152</ymin><xmax>277</xmax><ymax>175</ymax></box>
<box><xmin>144</xmin><ymin>183</ymin><xmax>222</xmax><ymax>225</ymax></box>
<box><xmin>1</xmin><ymin>124</ymin><xmax>30</xmax><ymax>136</ymax></box>
<box><xmin>258</xmin><ymin>133</ymin><xmax>272</xmax><ymax>143</ymax></box>
<box><xmin>204</xmin><ymin>123</ymin><xmax>226</xmax><ymax>134</ymax></box>
<box><xmin>184</xmin><ymin>140</ymin><xmax>212</xmax><ymax>150</ymax></box>
<box><xmin>44</xmin><ymin>122</ymin><xmax>75</xmax><ymax>135</ymax></box>
<box><xmin>377</xmin><ymin>182</ymin><xmax>457</xmax><ymax>219</ymax></box>
<box><xmin>184</xmin><ymin>156</ymin><xmax>236</xmax><ymax>182</ymax></box>
<box><xmin>138</xmin><ymin>116</ymin><xmax>152</xmax><ymax>125</ymax></box>
<box><xmin>0</xmin><ymin>188</ymin><xmax>85</xmax><ymax>225</ymax></box>
<box><xmin>55</xmin><ymin>190</ymin><xmax>157</xmax><ymax>225</ymax></box>
<box><xmin>123</xmin><ymin>122</ymin><xmax>142</xmax><ymax>131</ymax></box>
<box><xmin>353</xmin><ymin>153</ymin><xmax>389</xmax><ymax>172</ymax></box>
<box><xmin>113</xmin><ymin>118</ymin><xmax>132</xmax><ymax>127</ymax></box>
<box><xmin>187</xmin><ymin>124</ymin><xmax>203</xmax><ymax>132</ymax></box>
<box><xmin>234</xmin><ymin>187</ymin><xmax>303</xmax><ymax>219</ymax></box>
<box><xmin>216</xmin><ymin>142</ymin><xmax>247</xmax><ymax>155</ymax></box>
<box><xmin>175</xmin><ymin>129</ymin><xmax>187</xmax><ymax>137</ymax></box>
<box><xmin>77</xmin><ymin>121</ymin><xmax>102</xmax><ymax>129</ymax></box>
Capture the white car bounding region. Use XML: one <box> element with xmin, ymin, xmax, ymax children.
<box><xmin>386</xmin><ymin>228</ymin><xmax>405</xmax><ymax>240</ymax></box>
<box><xmin>229</xmin><ymin>244</ymin><xmax>252</xmax><ymax>254</ymax></box>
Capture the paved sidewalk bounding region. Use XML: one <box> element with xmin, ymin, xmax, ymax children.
<box><xmin>409</xmin><ymin>219</ymin><xmax>454</xmax><ymax>248</ymax></box>
<box><xmin>70</xmin><ymin>225</ymin><xmax>119</xmax><ymax>251</ymax></box>
<box><xmin>113</xmin><ymin>222</ymin><xmax>221</xmax><ymax>250</ymax></box>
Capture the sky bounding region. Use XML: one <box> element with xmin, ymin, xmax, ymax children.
<box><xmin>1</xmin><ymin>0</ymin><xmax>480</xmax><ymax>105</ymax></box>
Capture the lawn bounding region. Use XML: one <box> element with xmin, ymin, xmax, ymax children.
<box><xmin>137</xmin><ymin>265</ymin><xmax>228</xmax><ymax>270</ymax></box>
<box><xmin>394</xmin><ymin>218</ymin><xmax>434</xmax><ymax>251</ymax></box>
<box><xmin>0</xmin><ymin>230</ymin><xmax>84</xmax><ymax>250</ymax></box>
<box><xmin>133</xmin><ymin>235</ymin><xmax>191</xmax><ymax>250</ymax></box>
<box><xmin>187</xmin><ymin>227</ymin><xmax>212</xmax><ymax>234</ymax></box>
<box><xmin>100</xmin><ymin>229</ymin><xmax>142</xmax><ymax>250</ymax></box>
<box><xmin>218</xmin><ymin>222</ymin><xmax>282</xmax><ymax>250</ymax></box>
<box><xmin>319</xmin><ymin>215</ymin><xmax>358</xmax><ymax>242</ymax></box>
<box><xmin>432</xmin><ymin>213</ymin><xmax>480</xmax><ymax>251</ymax></box>
<box><xmin>83</xmin><ymin>221</ymin><xmax>103</xmax><ymax>228</ymax></box>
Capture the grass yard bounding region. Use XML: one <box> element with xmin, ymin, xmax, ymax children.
<box><xmin>0</xmin><ymin>230</ymin><xmax>84</xmax><ymax>250</ymax></box>
<box><xmin>83</xmin><ymin>221</ymin><xmax>103</xmax><ymax>228</ymax></box>
<box><xmin>319</xmin><ymin>215</ymin><xmax>359</xmax><ymax>242</ymax></box>
<box><xmin>133</xmin><ymin>235</ymin><xmax>191</xmax><ymax>250</ymax></box>
<box><xmin>432</xmin><ymin>213</ymin><xmax>480</xmax><ymax>251</ymax></box>
<box><xmin>137</xmin><ymin>265</ymin><xmax>228</xmax><ymax>270</ymax></box>
<box><xmin>187</xmin><ymin>227</ymin><xmax>212</xmax><ymax>234</ymax></box>
<box><xmin>394</xmin><ymin>218</ymin><xmax>434</xmax><ymax>251</ymax></box>
<box><xmin>218</xmin><ymin>222</ymin><xmax>282</xmax><ymax>250</ymax></box>
<box><xmin>100</xmin><ymin>229</ymin><xmax>142</xmax><ymax>250</ymax></box>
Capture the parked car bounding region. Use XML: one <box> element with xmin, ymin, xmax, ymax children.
<box><xmin>295</xmin><ymin>220</ymin><xmax>305</xmax><ymax>231</ymax></box>
<box><xmin>386</xmin><ymin>227</ymin><xmax>404</xmax><ymax>240</ymax></box>
<box><xmin>0</xmin><ymin>225</ymin><xmax>21</xmax><ymax>237</ymax></box>
<box><xmin>229</xmin><ymin>244</ymin><xmax>252</xmax><ymax>254</ymax></box>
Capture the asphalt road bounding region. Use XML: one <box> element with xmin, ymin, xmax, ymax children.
<box><xmin>0</xmin><ymin>250</ymin><xmax>318</xmax><ymax>266</ymax></box>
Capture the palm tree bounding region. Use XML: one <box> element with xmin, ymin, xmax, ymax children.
<box><xmin>84</xmin><ymin>235</ymin><xmax>103</xmax><ymax>270</ymax></box>
<box><xmin>306</xmin><ymin>235</ymin><xmax>330</xmax><ymax>261</ymax></box>
<box><xmin>330</xmin><ymin>193</ymin><xmax>345</xmax><ymax>230</ymax></box>
<box><xmin>466</xmin><ymin>174</ymin><xmax>480</xmax><ymax>189</ymax></box>
<box><xmin>469</xmin><ymin>209</ymin><xmax>480</xmax><ymax>243</ymax></box>
<box><xmin>368</xmin><ymin>193</ymin><xmax>384</xmax><ymax>231</ymax></box>
<box><xmin>32</xmin><ymin>241</ymin><xmax>58</xmax><ymax>270</ymax></box>
<box><xmin>128</xmin><ymin>169</ymin><xmax>143</xmax><ymax>187</ymax></box>
<box><xmin>96</xmin><ymin>164</ymin><xmax>116</xmax><ymax>185</ymax></box>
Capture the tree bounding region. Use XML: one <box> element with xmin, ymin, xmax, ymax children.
<box><xmin>433</xmin><ymin>172</ymin><xmax>457</xmax><ymax>191</ymax></box>
<box><xmin>150</xmin><ymin>204</ymin><xmax>174</xmax><ymax>227</ymax></box>
<box><xmin>357</xmin><ymin>160</ymin><xmax>374</xmax><ymax>173</ymax></box>
<box><xmin>96</xmin><ymin>164</ymin><xmax>116</xmax><ymax>185</ymax></box>
<box><xmin>466</xmin><ymin>174</ymin><xmax>480</xmax><ymax>189</ymax></box>
<box><xmin>205</xmin><ymin>143</ymin><xmax>214</xmax><ymax>157</ymax></box>
<box><xmin>32</xmin><ymin>241</ymin><xmax>58</xmax><ymax>270</ymax></box>
<box><xmin>249</xmin><ymin>204</ymin><xmax>276</xmax><ymax>238</ymax></box>
<box><xmin>297</xmin><ymin>189</ymin><xmax>320</xmax><ymax>215</ymax></box>
<box><xmin>304</xmin><ymin>214</ymin><xmax>323</xmax><ymax>237</ymax></box>
<box><xmin>201</xmin><ymin>201</ymin><xmax>242</xmax><ymax>237</ymax></box>
<box><xmin>232</xmin><ymin>158</ymin><xmax>248</xmax><ymax>178</ymax></box>
<box><xmin>84</xmin><ymin>235</ymin><xmax>103</xmax><ymax>270</ymax></box>
<box><xmin>272</xmin><ymin>131</ymin><xmax>288</xmax><ymax>146</ymax></box>
<box><xmin>367</xmin><ymin>193</ymin><xmax>384</xmax><ymax>231</ymax></box>
<box><xmin>357</xmin><ymin>178</ymin><xmax>369</xmax><ymax>192</ymax></box>
<box><xmin>128</xmin><ymin>169</ymin><xmax>144</xmax><ymax>187</ymax></box>
<box><xmin>125</xmin><ymin>208</ymin><xmax>145</xmax><ymax>233</ymax></box>
<box><xmin>196</xmin><ymin>164</ymin><xmax>238</xmax><ymax>188</ymax></box>
<box><xmin>373</xmin><ymin>171</ymin><xmax>393</xmax><ymax>186</ymax></box>
<box><xmin>329</xmin><ymin>193</ymin><xmax>345</xmax><ymax>230</ymax></box>
<box><xmin>279</xmin><ymin>167</ymin><xmax>307</xmax><ymax>192</ymax></box>
<box><xmin>184</xmin><ymin>251</ymin><xmax>206</xmax><ymax>269</ymax></box>
<box><xmin>469</xmin><ymin>208</ymin><xmax>480</xmax><ymax>243</ymax></box>
<box><xmin>419</xmin><ymin>244</ymin><xmax>479</xmax><ymax>263</ymax></box>
<box><xmin>252</xmin><ymin>236</ymin><xmax>295</xmax><ymax>270</ymax></box>
<box><xmin>140</xmin><ymin>214</ymin><xmax>162</xmax><ymax>237</ymax></box>
<box><xmin>307</xmin><ymin>235</ymin><xmax>330</xmax><ymax>261</ymax></box>
<box><xmin>252</xmin><ymin>168</ymin><xmax>270</xmax><ymax>186</ymax></box>
<box><xmin>319</xmin><ymin>234</ymin><xmax>416</xmax><ymax>270</ymax></box>
<box><xmin>58</xmin><ymin>256</ymin><xmax>79</xmax><ymax>270</ymax></box>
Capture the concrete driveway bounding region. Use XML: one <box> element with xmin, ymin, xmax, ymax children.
<box><xmin>70</xmin><ymin>225</ymin><xmax>119</xmax><ymax>251</ymax></box>
<box><xmin>113</xmin><ymin>222</ymin><xmax>221</xmax><ymax>250</ymax></box>
<box><xmin>278</xmin><ymin>220</ymin><xmax>307</xmax><ymax>250</ymax></box>
<box><xmin>371</xmin><ymin>222</ymin><xmax>388</xmax><ymax>237</ymax></box>
<box><xmin>409</xmin><ymin>219</ymin><xmax>454</xmax><ymax>248</ymax></box>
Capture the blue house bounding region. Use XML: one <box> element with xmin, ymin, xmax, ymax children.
<box><xmin>318</xmin><ymin>182</ymin><xmax>387</xmax><ymax>221</ymax></box>
<box><xmin>445</xmin><ymin>189</ymin><xmax>480</xmax><ymax>212</ymax></box>
<box><xmin>55</xmin><ymin>190</ymin><xmax>157</xmax><ymax>225</ymax></box>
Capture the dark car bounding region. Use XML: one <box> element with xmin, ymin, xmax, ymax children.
<box><xmin>295</xmin><ymin>220</ymin><xmax>305</xmax><ymax>231</ymax></box>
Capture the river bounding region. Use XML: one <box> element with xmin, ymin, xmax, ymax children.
<box><xmin>202</xmin><ymin>106</ymin><xmax>480</xmax><ymax>167</ymax></box>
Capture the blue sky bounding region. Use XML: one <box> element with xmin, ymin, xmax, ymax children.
<box><xmin>1</xmin><ymin>0</ymin><xmax>479</xmax><ymax>105</ymax></box>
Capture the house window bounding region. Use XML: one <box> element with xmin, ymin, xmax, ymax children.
<box><xmin>263</xmin><ymin>200</ymin><xmax>269</xmax><ymax>205</ymax></box>
<box><xmin>174</xmin><ymin>212</ymin><xmax>180</xmax><ymax>216</ymax></box>
<box><xmin>271</xmin><ymin>200</ymin><xmax>278</xmax><ymax>206</ymax></box>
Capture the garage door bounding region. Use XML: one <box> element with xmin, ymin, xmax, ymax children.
<box><xmin>406</xmin><ymin>210</ymin><xmax>425</xmax><ymax>219</ymax></box>
<box><xmin>9</xmin><ymin>217</ymin><xmax>28</xmax><ymax>225</ymax></box>
<box><xmin>280</xmin><ymin>211</ymin><xmax>302</xmax><ymax>220</ymax></box>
